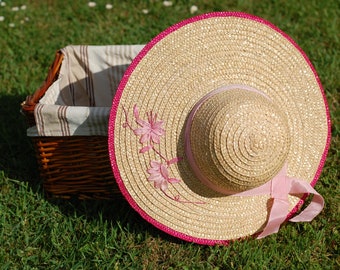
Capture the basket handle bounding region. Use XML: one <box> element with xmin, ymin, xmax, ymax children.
<box><xmin>22</xmin><ymin>50</ymin><xmax>64</xmax><ymax>114</ymax></box>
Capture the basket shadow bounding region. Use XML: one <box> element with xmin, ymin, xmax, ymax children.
<box><xmin>3</xmin><ymin>51</ymin><xmax>190</xmax><ymax>244</ymax></box>
<box><xmin>0</xmin><ymin>94</ymin><xmax>40</xmax><ymax>187</ymax></box>
<box><xmin>16</xmin><ymin>79</ymin><xmax>185</xmax><ymax>246</ymax></box>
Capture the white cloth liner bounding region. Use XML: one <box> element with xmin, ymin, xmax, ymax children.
<box><xmin>27</xmin><ymin>45</ymin><xmax>144</xmax><ymax>136</ymax></box>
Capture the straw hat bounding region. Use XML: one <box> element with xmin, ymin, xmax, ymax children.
<box><xmin>108</xmin><ymin>12</ymin><xmax>331</xmax><ymax>245</ymax></box>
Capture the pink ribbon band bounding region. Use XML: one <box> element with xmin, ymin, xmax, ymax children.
<box><xmin>184</xmin><ymin>84</ymin><xmax>270</xmax><ymax>195</ymax></box>
<box><xmin>184</xmin><ymin>85</ymin><xmax>324</xmax><ymax>238</ymax></box>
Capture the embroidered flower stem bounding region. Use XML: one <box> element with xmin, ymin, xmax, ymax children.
<box><xmin>122</xmin><ymin>106</ymin><xmax>134</xmax><ymax>130</ymax></box>
<box><xmin>122</xmin><ymin>104</ymin><xmax>205</xmax><ymax>205</ymax></box>
<box><xmin>152</xmin><ymin>146</ymin><xmax>167</xmax><ymax>162</ymax></box>
<box><xmin>162</xmin><ymin>190</ymin><xmax>206</xmax><ymax>204</ymax></box>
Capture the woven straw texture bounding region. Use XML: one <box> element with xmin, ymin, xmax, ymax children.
<box><xmin>190</xmin><ymin>88</ymin><xmax>291</xmax><ymax>193</ymax></box>
<box><xmin>110</xmin><ymin>14</ymin><xmax>329</xmax><ymax>242</ymax></box>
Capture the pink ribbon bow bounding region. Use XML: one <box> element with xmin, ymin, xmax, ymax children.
<box><xmin>235</xmin><ymin>164</ymin><xmax>324</xmax><ymax>238</ymax></box>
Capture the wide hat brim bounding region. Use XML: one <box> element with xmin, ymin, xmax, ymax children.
<box><xmin>108</xmin><ymin>12</ymin><xmax>331</xmax><ymax>245</ymax></box>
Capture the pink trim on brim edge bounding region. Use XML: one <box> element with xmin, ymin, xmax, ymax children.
<box><xmin>108</xmin><ymin>11</ymin><xmax>332</xmax><ymax>245</ymax></box>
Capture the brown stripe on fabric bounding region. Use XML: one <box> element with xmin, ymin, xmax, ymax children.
<box><xmin>82</xmin><ymin>45</ymin><xmax>95</xmax><ymax>106</ymax></box>
<box><xmin>87</xmin><ymin>46</ymin><xmax>95</xmax><ymax>106</ymax></box>
<box><xmin>35</xmin><ymin>104</ymin><xmax>45</xmax><ymax>136</ymax></box>
<box><xmin>57</xmin><ymin>106</ymin><xmax>70</xmax><ymax>136</ymax></box>
<box><xmin>85</xmin><ymin>107</ymin><xmax>108</xmax><ymax>136</ymax></box>
<box><xmin>87</xmin><ymin>108</ymin><xmax>95</xmax><ymax>135</ymax></box>
<box><xmin>63</xmin><ymin>106</ymin><xmax>70</xmax><ymax>136</ymax></box>
<box><xmin>66</xmin><ymin>52</ymin><xmax>76</xmax><ymax>106</ymax></box>
<box><xmin>97</xmin><ymin>107</ymin><xmax>109</xmax><ymax>135</ymax></box>
<box><xmin>107</xmin><ymin>46</ymin><xmax>116</xmax><ymax>98</ymax></box>
<box><xmin>112</xmin><ymin>46</ymin><xmax>122</xmax><ymax>94</ymax></box>
<box><xmin>80</xmin><ymin>46</ymin><xmax>88</xmax><ymax>106</ymax></box>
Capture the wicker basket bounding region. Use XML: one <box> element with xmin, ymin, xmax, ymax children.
<box><xmin>22</xmin><ymin>49</ymin><xmax>122</xmax><ymax>200</ymax></box>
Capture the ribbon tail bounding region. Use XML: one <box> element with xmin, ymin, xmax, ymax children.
<box><xmin>289</xmin><ymin>179</ymin><xmax>324</xmax><ymax>222</ymax></box>
<box><xmin>230</xmin><ymin>164</ymin><xmax>324</xmax><ymax>239</ymax></box>
<box><xmin>257</xmin><ymin>198</ymin><xmax>289</xmax><ymax>239</ymax></box>
<box><xmin>257</xmin><ymin>168</ymin><xmax>324</xmax><ymax>239</ymax></box>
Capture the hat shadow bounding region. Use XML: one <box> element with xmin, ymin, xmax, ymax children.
<box><xmin>46</xmin><ymin>195</ymin><xmax>190</xmax><ymax>245</ymax></box>
<box><xmin>175</xmin><ymin>114</ymin><xmax>225</xmax><ymax>199</ymax></box>
<box><xmin>58</xmin><ymin>64</ymin><xmax>130</xmax><ymax>107</ymax></box>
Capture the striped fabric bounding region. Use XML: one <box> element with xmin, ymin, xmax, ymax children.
<box><xmin>27</xmin><ymin>45</ymin><xmax>144</xmax><ymax>136</ymax></box>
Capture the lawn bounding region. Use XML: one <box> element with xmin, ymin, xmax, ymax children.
<box><xmin>0</xmin><ymin>0</ymin><xmax>339</xmax><ymax>269</ymax></box>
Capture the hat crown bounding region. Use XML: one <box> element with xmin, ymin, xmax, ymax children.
<box><xmin>187</xmin><ymin>86</ymin><xmax>291</xmax><ymax>194</ymax></box>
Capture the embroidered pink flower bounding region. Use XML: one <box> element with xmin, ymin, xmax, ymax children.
<box><xmin>122</xmin><ymin>104</ymin><xmax>204</xmax><ymax>204</ymax></box>
<box><xmin>147</xmin><ymin>161</ymin><xmax>180</xmax><ymax>191</ymax></box>
<box><xmin>133</xmin><ymin>105</ymin><xmax>165</xmax><ymax>145</ymax></box>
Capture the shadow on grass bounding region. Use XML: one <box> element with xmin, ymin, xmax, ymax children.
<box><xmin>48</xmin><ymin>196</ymin><xmax>188</xmax><ymax>245</ymax></box>
<box><xmin>0</xmin><ymin>94</ymin><xmax>40</xmax><ymax>185</ymax></box>
<box><xmin>0</xmin><ymin>93</ymin><xmax>184</xmax><ymax>244</ymax></box>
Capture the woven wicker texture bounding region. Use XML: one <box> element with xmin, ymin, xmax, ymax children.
<box><xmin>32</xmin><ymin>136</ymin><xmax>119</xmax><ymax>200</ymax></box>
<box><xmin>22</xmin><ymin>45</ymin><xmax>145</xmax><ymax>199</ymax></box>
<box><xmin>22</xmin><ymin>49</ymin><xmax>120</xmax><ymax>199</ymax></box>
<box><xmin>110</xmin><ymin>13</ymin><xmax>329</xmax><ymax>242</ymax></box>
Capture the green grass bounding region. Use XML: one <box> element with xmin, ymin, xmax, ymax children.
<box><xmin>0</xmin><ymin>0</ymin><xmax>339</xmax><ymax>269</ymax></box>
